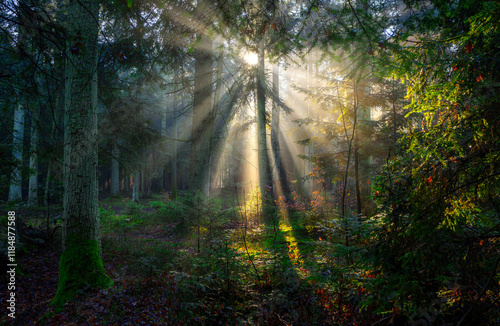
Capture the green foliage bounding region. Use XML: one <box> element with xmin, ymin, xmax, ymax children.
<box><xmin>98</xmin><ymin>207</ymin><xmax>114</xmax><ymax>223</ymax></box>
<box><xmin>130</xmin><ymin>243</ymin><xmax>178</xmax><ymax>277</ymax></box>
<box><xmin>149</xmin><ymin>200</ymin><xmax>167</xmax><ymax>210</ymax></box>
<box><xmin>349</xmin><ymin>0</ymin><xmax>500</xmax><ymax>321</ymax></box>
<box><xmin>160</xmin><ymin>200</ymin><xmax>188</xmax><ymax>222</ymax></box>
<box><xmin>304</xmin><ymin>191</ymin><xmax>338</xmax><ymax>228</ymax></box>
<box><xmin>7</xmin><ymin>0</ymin><xmax>500</xmax><ymax>323</ymax></box>
<box><xmin>100</xmin><ymin>205</ymin><xmax>144</xmax><ymax>243</ymax></box>
<box><xmin>126</xmin><ymin>202</ymin><xmax>144</xmax><ymax>218</ymax></box>
<box><xmin>286</xmin><ymin>1</ymin><xmax>500</xmax><ymax>322</ymax></box>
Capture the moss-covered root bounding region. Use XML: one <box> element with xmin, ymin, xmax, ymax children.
<box><xmin>52</xmin><ymin>235</ymin><xmax>113</xmax><ymax>307</ymax></box>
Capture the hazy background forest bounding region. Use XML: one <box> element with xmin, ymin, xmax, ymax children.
<box><xmin>1</xmin><ymin>0</ymin><xmax>499</xmax><ymax>324</ymax></box>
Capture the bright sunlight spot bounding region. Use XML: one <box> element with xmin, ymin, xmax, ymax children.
<box><xmin>243</xmin><ymin>51</ymin><xmax>259</xmax><ymax>65</ymax></box>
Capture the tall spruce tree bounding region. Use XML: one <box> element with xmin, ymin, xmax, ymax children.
<box><xmin>189</xmin><ymin>33</ymin><xmax>214</xmax><ymax>193</ymax></box>
<box><xmin>53</xmin><ymin>0</ymin><xmax>112</xmax><ymax>306</ymax></box>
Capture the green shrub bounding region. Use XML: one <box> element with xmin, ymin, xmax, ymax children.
<box><xmin>150</xmin><ymin>201</ymin><xmax>167</xmax><ymax>210</ymax></box>
<box><xmin>126</xmin><ymin>202</ymin><xmax>143</xmax><ymax>218</ymax></box>
<box><xmin>99</xmin><ymin>207</ymin><xmax>114</xmax><ymax>223</ymax></box>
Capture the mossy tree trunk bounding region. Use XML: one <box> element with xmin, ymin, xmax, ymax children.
<box><xmin>53</xmin><ymin>0</ymin><xmax>112</xmax><ymax>307</ymax></box>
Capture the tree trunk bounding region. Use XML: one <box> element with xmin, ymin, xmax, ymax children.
<box><xmin>303</xmin><ymin>57</ymin><xmax>313</xmax><ymax>197</ymax></box>
<box><xmin>132</xmin><ymin>171</ymin><xmax>140</xmax><ymax>202</ymax></box>
<box><xmin>271</xmin><ymin>62</ymin><xmax>288</xmax><ymax>197</ymax></box>
<box><xmin>392</xmin><ymin>78</ymin><xmax>398</xmax><ymax>146</ymax></box>
<box><xmin>9</xmin><ymin>105</ymin><xmax>25</xmax><ymax>202</ymax></box>
<box><xmin>146</xmin><ymin>156</ymin><xmax>152</xmax><ymax>197</ymax></box>
<box><xmin>170</xmin><ymin>95</ymin><xmax>179</xmax><ymax>200</ymax></box>
<box><xmin>189</xmin><ymin>35</ymin><xmax>213</xmax><ymax>194</ymax></box>
<box><xmin>159</xmin><ymin>95</ymin><xmax>169</xmax><ymax>192</ymax></box>
<box><xmin>28</xmin><ymin>112</ymin><xmax>39</xmax><ymax>206</ymax></box>
<box><xmin>207</xmin><ymin>51</ymin><xmax>224</xmax><ymax>196</ymax></box>
<box><xmin>353</xmin><ymin>80</ymin><xmax>362</xmax><ymax>215</ymax></box>
<box><xmin>257</xmin><ymin>47</ymin><xmax>272</xmax><ymax>200</ymax></box>
<box><xmin>110</xmin><ymin>142</ymin><xmax>119</xmax><ymax>196</ymax></box>
<box><xmin>43</xmin><ymin>164</ymin><xmax>51</xmax><ymax>207</ymax></box>
<box><xmin>44</xmin><ymin>104</ymin><xmax>58</xmax><ymax>207</ymax></box>
<box><xmin>9</xmin><ymin>0</ymin><xmax>31</xmax><ymax>203</ymax></box>
<box><xmin>354</xmin><ymin>134</ymin><xmax>361</xmax><ymax>215</ymax></box>
<box><xmin>54</xmin><ymin>0</ymin><xmax>112</xmax><ymax>307</ymax></box>
<box><xmin>140</xmin><ymin>169</ymin><xmax>144</xmax><ymax>195</ymax></box>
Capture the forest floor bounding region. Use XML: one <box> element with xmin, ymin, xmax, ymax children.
<box><xmin>1</xmin><ymin>193</ymin><xmax>381</xmax><ymax>325</ymax></box>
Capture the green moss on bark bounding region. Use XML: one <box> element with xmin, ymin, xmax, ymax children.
<box><xmin>52</xmin><ymin>234</ymin><xmax>113</xmax><ymax>307</ymax></box>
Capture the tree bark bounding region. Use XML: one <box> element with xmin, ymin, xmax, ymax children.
<box><xmin>159</xmin><ymin>94</ymin><xmax>169</xmax><ymax>192</ymax></box>
<box><xmin>9</xmin><ymin>105</ymin><xmax>25</xmax><ymax>202</ymax></box>
<box><xmin>132</xmin><ymin>171</ymin><xmax>140</xmax><ymax>202</ymax></box>
<box><xmin>392</xmin><ymin>78</ymin><xmax>398</xmax><ymax>146</ymax></box>
<box><xmin>353</xmin><ymin>80</ymin><xmax>362</xmax><ymax>215</ymax></box>
<box><xmin>257</xmin><ymin>47</ymin><xmax>272</xmax><ymax>200</ymax></box>
<box><xmin>44</xmin><ymin>94</ymin><xmax>62</xmax><ymax>206</ymax></box>
<box><xmin>43</xmin><ymin>164</ymin><xmax>51</xmax><ymax>206</ymax></box>
<box><xmin>303</xmin><ymin>56</ymin><xmax>313</xmax><ymax>197</ymax></box>
<box><xmin>110</xmin><ymin>142</ymin><xmax>119</xmax><ymax>196</ymax></box>
<box><xmin>28</xmin><ymin>111</ymin><xmax>39</xmax><ymax>206</ymax></box>
<box><xmin>9</xmin><ymin>0</ymin><xmax>31</xmax><ymax>203</ymax></box>
<box><xmin>271</xmin><ymin>62</ymin><xmax>288</xmax><ymax>197</ymax></box>
<box><xmin>54</xmin><ymin>0</ymin><xmax>112</xmax><ymax>307</ymax></box>
<box><xmin>171</xmin><ymin>99</ymin><xmax>178</xmax><ymax>200</ymax></box>
<box><xmin>354</xmin><ymin>134</ymin><xmax>361</xmax><ymax>214</ymax></box>
<box><xmin>140</xmin><ymin>169</ymin><xmax>144</xmax><ymax>195</ymax></box>
<box><xmin>189</xmin><ymin>35</ymin><xmax>214</xmax><ymax>194</ymax></box>
<box><xmin>207</xmin><ymin>51</ymin><xmax>224</xmax><ymax>195</ymax></box>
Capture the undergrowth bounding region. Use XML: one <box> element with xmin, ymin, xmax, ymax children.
<box><xmin>31</xmin><ymin>190</ymin><xmax>378</xmax><ymax>325</ymax></box>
